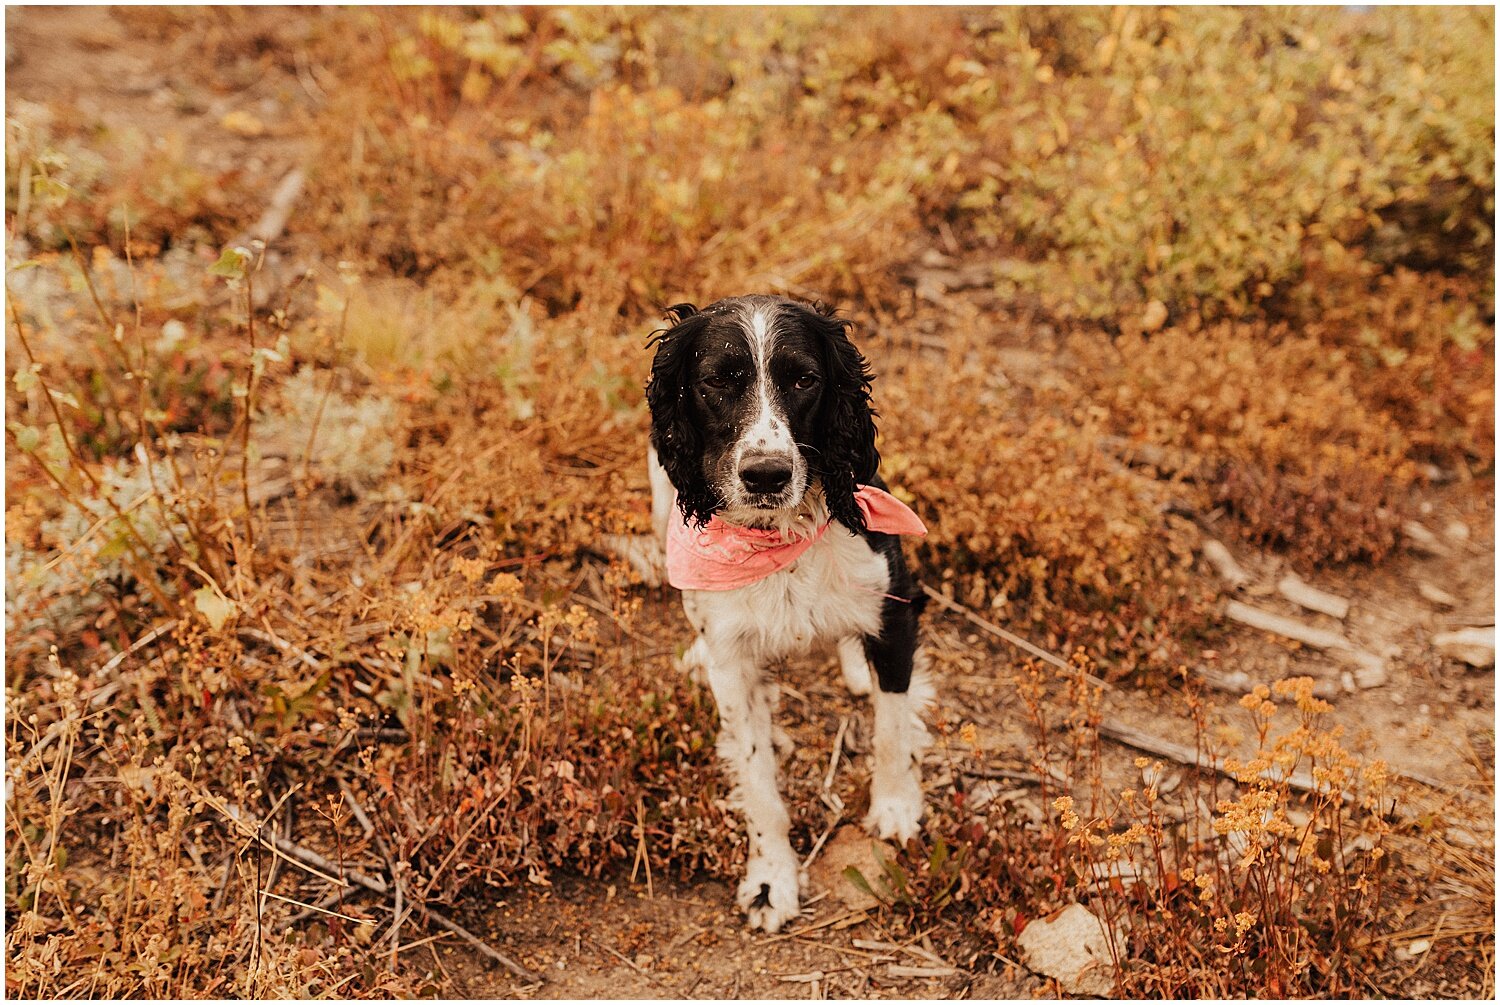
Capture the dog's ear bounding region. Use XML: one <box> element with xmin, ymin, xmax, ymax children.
<box><xmin>794</xmin><ymin>302</ymin><xmax>879</xmax><ymax>533</ymax></box>
<box><xmin>646</xmin><ymin>304</ymin><xmax>719</xmax><ymax>526</ymax></box>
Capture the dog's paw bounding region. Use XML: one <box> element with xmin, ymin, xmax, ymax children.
<box><xmin>736</xmin><ymin>853</ymin><xmax>803</xmax><ymax>933</ymax></box>
<box><xmin>863</xmin><ymin>784</ymin><xmax>924</xmax><ymax>844</ymax></box>
<box><xmin>679</xmin><ymin>637</ymin><xmax>710</xmax><ymax>686</ymax></box>
<box><xmin>599</xmin><ymin>533</ymin><xmax>666</xmax><ymax>587</ymax></box>
<box><xmin>837</xmin><ymin>638</ymin><xmax>873</xmax><ymax>697</ymax></box>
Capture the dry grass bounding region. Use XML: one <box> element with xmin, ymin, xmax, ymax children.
<box><xmin>6</xmin><ymin>6</ymin><xmax>1494</xmax><ymax>997</ymax></box>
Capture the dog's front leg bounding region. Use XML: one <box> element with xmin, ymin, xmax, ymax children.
<box><xmin>703</xmin><ymin>648</ymin><xmax>802</xmax><ymax>933</ymax></box>
<box><xmin>862</xmin><ymin>605</ymin><xmax>931</xmax><ymax>843</ymax></box>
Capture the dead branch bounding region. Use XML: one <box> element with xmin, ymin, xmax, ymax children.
<box><xmin>1201</xmin><ymin>539</ymin><xmax>1251</xmax><ymax>590</ymax></box>
<box><xmin>1096</xmin><ymin>717</ymin><xmax>1326</xmax><ymax>797</ymax></box>
<box><xmin>1277</xmin><ymin>574</ymin><xmax>1350</xmax><ymax>620</ymax></box>
<box><xmin>921</xmin><ymin>584</ymin><xmax>1111</xmax><ymax>690</ymax></box>
<box><xmin>1224</xmin><ymin>600</ymin><xmax>1387</xmax><ymax>684</ymax></box>
<box><xmin>423</xmin><ymin>906</ymin><xmax>541</xmax><ymax>984</ymax></box>
<box><xmin>585</xmin><ymin>936</ymin><xmax>666</xmax><ymax>986</ymax></box>
<box><xmin>1224</xmin><ymin>600</ymin><xmax>1349</xmax><ymax>650</ymax></box>
<box><xmin>255</xmin><ymin>818</ymin><xmax>542</xmax><ymax>983</ymax></box>
<box><xmin>888</xmin><ymin>964</ymin><xmax>960</xmax><ymax>978</ymax></box>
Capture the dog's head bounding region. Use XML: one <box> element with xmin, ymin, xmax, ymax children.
<box><xmin>646</xmin><ymin>294</ymin><xmax>879</xmax><ymax>532</ymax></box>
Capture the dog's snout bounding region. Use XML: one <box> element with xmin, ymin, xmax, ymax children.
<box><xmin>739</xmin><ymin>455</ymin><xmax>793</xmax><ymax>495</ymax></box>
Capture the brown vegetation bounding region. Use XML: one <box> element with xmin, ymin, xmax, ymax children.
<box><xmin>6</xmin><ymin>6</ymin><xmax>1493</xmax><ymax>998</ymax></box>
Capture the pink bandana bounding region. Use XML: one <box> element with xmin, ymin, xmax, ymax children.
<box><xmin>666</xmin><ymin>485</ymin><xmax>927</xmax><ymax>591</ymax></box>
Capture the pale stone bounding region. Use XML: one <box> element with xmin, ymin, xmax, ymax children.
<box><xmin>1016</xmin><ymin>903</ymin><xmax>1120</xmax><ymax>996</ymax></box>
<box><xmin>807</xmin><ymin>825</ymin><xmax>894</xmax><ymax>912</ymax></box>
<box><xmin>1433</xmin><ymin>626</ymin><xmax>1495</xmax><ymax>668</ymax></box>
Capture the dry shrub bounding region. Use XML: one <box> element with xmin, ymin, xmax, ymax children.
<box><xmin>4</xmin><ymin>649</ymin><xmax>417</xmax><ymax>998</ymax></box>
<box><xmin>1078</xmin><ymin>323</ymin><xmax>1420</xmax><ymax>565</ymax></box>
<box><xmin>1279</xmin><ymin>251</ymin><xmax>1496</xmax><ymax>474</ymax></box>
<box><xmin>5</xmin><ymin>5</ymin><xmax>1494</xmax><ymax>998</ymax></box>
<box><xmin>5</xmin><ymin>102</ymin><xmax>242</xmax><ymax>254</ymax></box>
<box><xmin>893</xmin><ymin>408</ymin><xmax>1209</xmax><ymax>675</ymax></box>
<box><xmin>1034</xmin><ymin>673</ymin><xmax>1394</xmax><ymax>997</ymax></box>
<box><xmin>957</xmin><ymin>6</ymin><xmax>1494</xmax><ymax>318</ymax></box>
<box><xmin>865</xmin><ymin>662</ymin><xmax>1399</xmax><ymax>997</ymax></box>
<box><xmin>302</xmin><ymin>7</ymin><xmax>957</xmax><ymax>310</ymax></box>
<box><xmin>859</xmin><ymin>311</ymin><xmax>1211</xmax><ymax>677</ymax></box>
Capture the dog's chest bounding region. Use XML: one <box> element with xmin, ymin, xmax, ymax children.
<box><xmin>687</xmin><ymin>527</ymin><xmax>890</xmax><ymax>659</ymax></box>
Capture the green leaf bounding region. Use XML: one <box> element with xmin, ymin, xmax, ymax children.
<box><xmin>842</xmin><ymin>865</ymin><xmax>878</xmax><ymax>900</ymax></box>
<box><xmin>13</xmin><ymin>366</ymin><xmax>39</xmax><ymax>393</ymax></box>
<box><xmin>209</xmin><ymin>247</ymin><xmax>250</xmax><ymax>281</ymax></box>
<box><xmin>9</xmin><ymin>422</ymin><xmax>40</xmax><ymax>452</ymax></box>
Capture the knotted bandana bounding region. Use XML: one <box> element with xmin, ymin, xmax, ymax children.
<box><xmin>666</xmin><ymin>485</ymin><xmax>926</xmax><ymax>591</ymax></box>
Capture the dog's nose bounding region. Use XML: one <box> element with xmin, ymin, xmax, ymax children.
<box><xmin>740</xmin><ymin>455</ymin><xmax>793</xmax><ymax>495</ymax></box>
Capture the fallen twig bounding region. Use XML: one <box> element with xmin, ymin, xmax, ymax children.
<box><xmin>920</xmin><ymin>585</ymin><xmax>1110</xmax><ymax>690</ymax></box>
<box><xmin>88</xmin><ymin>619</ymin><xmax>178</xmax><ymax>707</ymax></box>
<box><xmin>284</xmin><ymin>887</ymin><xmax>370</xmax><ymax>927</ymax></box>
<box><xmin>335</xmin><ymin>776</ymin><xmax>376</xmax><ymax>839</ymax></box>
<box><xmin>803</xmin><ymin>816</ymin><xmax>842</xmax><ymax>870</ymax></box>
<box><xmin>1096</xmin><ymin>717</ymin><xmax>1326</xmax><ymax>797</ymax></box>
<box><xmin>764</xmin><ymin>908</ymin><xmax>866</xmax><ymax>942</ymax></box>
<box><xmin>259</xmin><ymin>887</ymin><xmax>367</xmax><ymax>924</ymax></box>
<box><xmin>959</xmin><ymin>765</ymin><xmax>1054</xmax><ymax>785</ymax></box>
<box><xmin>219</xmin><ymin>798</ymin><xmax>542</xmax><ymax>982</ymax></box>
<box><xmin>1224</xmin><ymin>599</ymin><xmax>1349</xmax><ymax>651</ymax></box>
<box><xmin>1201</xmin><ymin>539</ymin><xmax>1251</xmax><ymax>591</ymax></box>
<box><xmin>265</xmin><ymin>830</ymin><xmax>389</xmax><ymax>895</ymax></box>
<box><xmin>425</xmin><ymin>907</ymin><xmax>541</xmax><ymax>984</ymax></box>
<box><xmin>239</xmin><ymin>626</ymin><xmax>321</xmax><ymax>672</ymax></box>
<box><xmin>1277</xmin><ymin>574</ymin><xmax>1350</xmax><ymax>620</ymax></box>
<box><xmin>586</xmin><ymin>936</ymin><xmax>665</xmax><ymax>986</ymax></box>
<box><xmin>888</xmin><ymin>964</ymin><xmax>959</xmax><ymax>978</ymax></box>
<box><xmin>1402</xmin><ymin>520</ymin><xmax>1452</xmax><ymax>557</ymax></box>
<box><xmin>824</xmin><ymin>716</ymin><xmax>850</xmax><ymax>793</ymax></box>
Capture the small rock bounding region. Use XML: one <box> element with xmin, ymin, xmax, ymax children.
<box><xmin>808</xmin><ymin>826</ymin><xmax>894</xmax><ymax>912</ymax></box>
<box><xmin>1417</xmin><ymin>581</ymin><xmax>1458</xmax><ymax>609</ymax></box>
<box><xmin>1433</xmin><ymin>626</ymin><xmax>1496</xmax><ymax>668</ymax></box>
<box><xmin>1140</xmin><ymin>299</ymin><xmax>1169</xmax><ymax>333</ymax></box>
<box><xmin>1016</xmin><ymin>903</ymin><xmax>1120</xmax><ymax>996</ymax></box>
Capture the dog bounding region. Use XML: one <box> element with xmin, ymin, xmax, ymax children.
<box><xmin>639</xmin><ymin>294</ymin><xmax>932</xmax><ymax>933</ymax></box>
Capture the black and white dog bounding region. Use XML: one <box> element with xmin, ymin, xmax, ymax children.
<box><xmin>639</xmin><ymin>294</ymin><xmax>931</xmax><ymax>933</ymax></box>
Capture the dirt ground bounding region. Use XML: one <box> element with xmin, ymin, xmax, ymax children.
<box><xmin>6</xmin><ymin>6</ymin><xmax>1494</xmax><ymax>998</ymax></box>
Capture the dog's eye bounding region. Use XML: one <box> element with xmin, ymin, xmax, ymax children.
<box><xmin>701</xmin><ymin>374</ymin><xmax>736</xmax><ymax>391</ymax></box>
<box><xmin>792</xmin><ymin>374</ymin><xmax>819</xmax><ymax>390</ymax></box>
